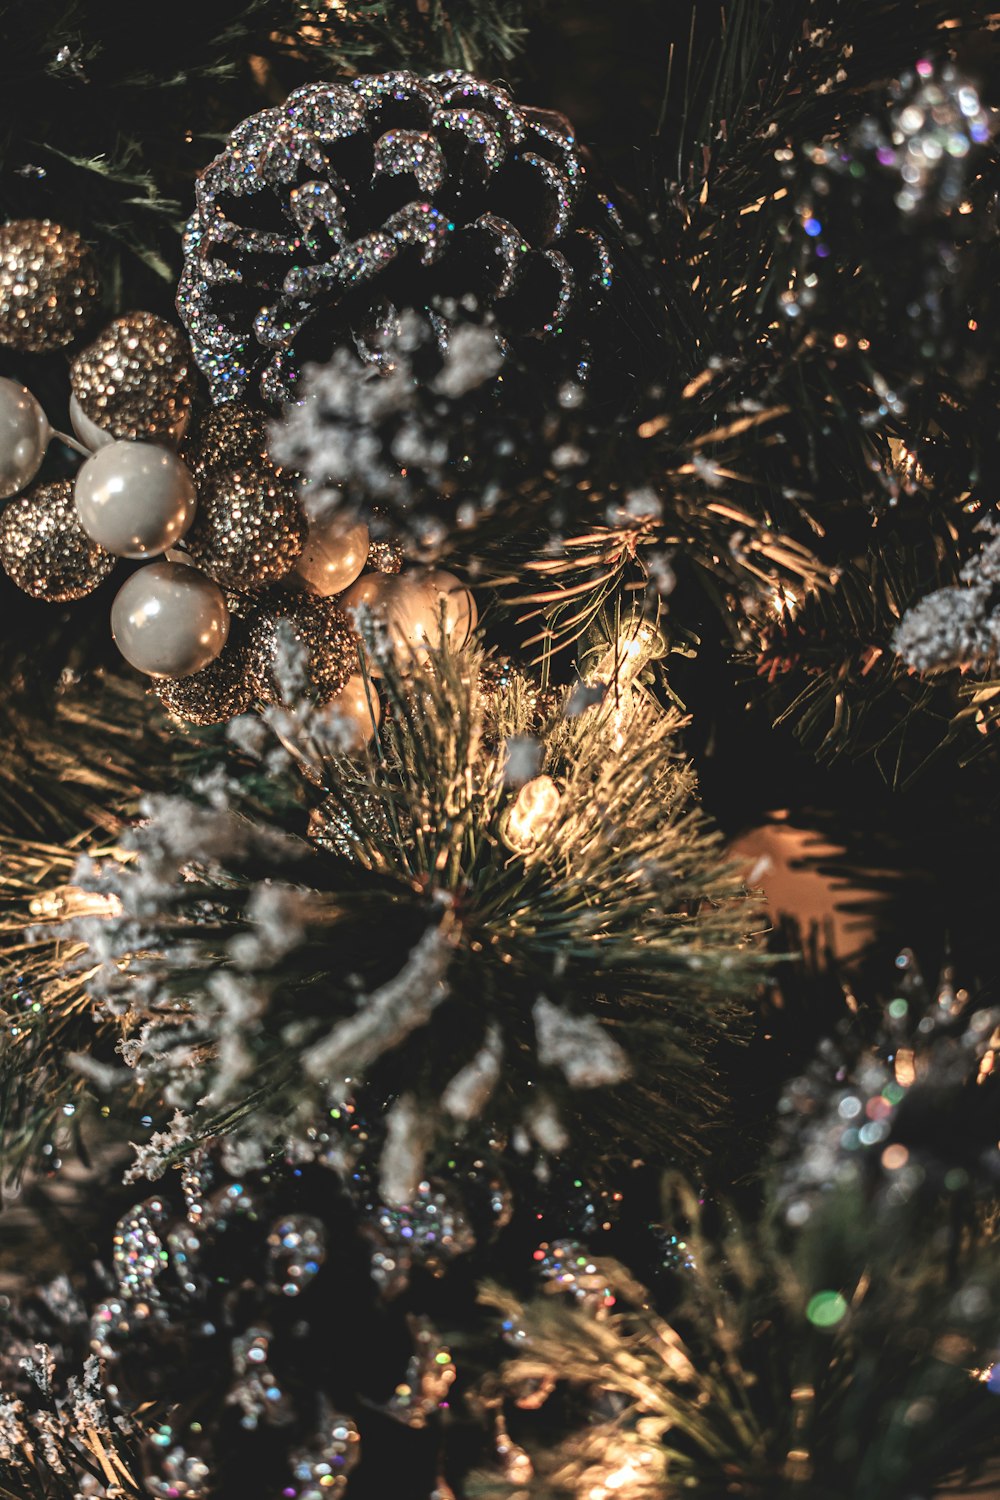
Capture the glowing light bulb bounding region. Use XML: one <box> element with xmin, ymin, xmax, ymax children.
<box><xmin>588</xmin><ymin>620</ymin><xmax>666</xmax><ymax>694</ymax></box>
<box><xmin>769</xmin><ymin>584</ymin><xmax>800</xmax><ymax>619</ymax></box>
<box><xmin>502</xmin><ymin>774</ymin><xmax>562</xmax><ymax>853</ymax></box>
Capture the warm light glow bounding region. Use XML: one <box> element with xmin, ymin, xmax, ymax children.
<box><xmin>769</xmin><ymin>584</ymin><xmax>800</xmax><ymax>619</ymax></box>
<box><xmin>503</xmin><ymin>775</ymin><xmax>562</xmax><ymax>853</ymax></box>
<box><xmin>584</xmin><ymin>1448</ymin><xmax>658</xmax><ymax>1500</ymax></box>
<box><xmin>28</xmin><ymin>887</ymin><xmax>122</xmax><ymax>921</ymax></box>
<box><xmin>894</xmin><ymin>1047</ymin><xmax>916</xmax><ymax>1088</ymax></box>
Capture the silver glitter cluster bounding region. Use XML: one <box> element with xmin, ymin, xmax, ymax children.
<box><xmin>288</xmin><ymin>1412</ymin><xmax>361</xmax><ymax>1498</ymax></box>
<box><xmin>177</xmin><ymin>71</ymin><xmax>616</xmax><ymax>403</ymax></box>
<box><xmin>266</xmin><ymin>1213</ymin><xmax>327</xmax><ymax>1296</ymax></box>
<box><xmin>70</xmin><ymin>311</ymin><xmax>195</xmax><ymax>444</ymax></box>
<box><xmin>363</xmin><ymin>1178</ymin><xmax>477</xmax><ymax>1297</ymax></box>
<box><xmin>894</xmin><ymin>520</ymin><xmax>1000</xmax><ymax>672</ymax></box>
<box><xmin>0</xmin><ymin>479</ymin><xmax>115</xmax><ymax>601</ymax></box>
<box><xmin>0</xmin><ymin>218</ymin><xmax>100</xmax><ymax>352</ymax></box>
<box><xmin>878</xmin><ymin>58</ymin><xmax>992</xmax><ymax>216</ymax></box>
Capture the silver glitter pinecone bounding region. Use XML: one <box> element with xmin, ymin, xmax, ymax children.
<box><xmin>177</xmin><ymin>71</ymin><xmax>619</xmax><ymax>404</ymax></box>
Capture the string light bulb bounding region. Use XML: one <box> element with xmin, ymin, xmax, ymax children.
<box><xmin>502</xmin><ymin>774</ymin><xmax>562</xmax><ymax>853</ymax></box>
<box><xmin>587</xmin><ymin>619</ymin><xmax>667</xmax><ymax>696</ymax></box>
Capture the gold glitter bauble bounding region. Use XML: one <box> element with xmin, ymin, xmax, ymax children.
<box><xmin>185</xmin><ymin>404</ymin><xmax>269</xmax><ymax>480</ymax></box>
<box><xmin>154</xmin><ymin>635</ymin><xmax>253</xmax><ymax>725</ymax></box>
<box><xmin>0</xmin><ymin>479</ymin><xmax>115</xmax><ymax>600</ymax></box>
<box><xmin>366</xmin><ymin>536</ymin><xmax>404</xmax><ymax>574</ymax></box>
<box><xmin>0</xmin><ymin>220</ymin><xmax>100</xmax><ymax>352</ymax></box>
<box><xmin>184</xmin><ymin>465</ymin><xmax>306</xmax><ymax>587</ymax></box>
<box><xmin>70</xmin><ymin>312</ymin><xmax>194</xmax><ymax>444</ymax></box>
<box><xmin>245</xmin><ymin>593</ymin><xmax>357</xmax><ymax>705</ymax></box>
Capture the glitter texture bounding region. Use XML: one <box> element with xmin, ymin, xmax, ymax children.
<box><xmin>154</xmin><ymin>635</ymin><xmax>254</xmax><ymax>725</ymax></box>
<box><xmin>0</xmin><ymin>479</ymin><xmax>115</xmax><ymax>600</ymax></box>
<box><xmin>245</xmin><ymin>592</ymin><xmax>357</xmax><ymax>704</ymax></box>
<box><xmin>70</xmin><ymin>311</ymin><xmax>195</xmax><ymax>444</ymax></box>
<box><xmin>266</xmin><ymin>1214</ymin><xmax>327</xmax><ymax>1296</ymax></box>
<box><xmin>366</xmin><ymin>536</ymin><xmax>404</xmax><ymax>573</ymax></box>
<box><xmin>0</xmin><ymin>219</ymin><xmax>100</xmax><ymax>352</ymax></box>
<box><xmin>184</xmin><ymin>465</ymin><xmax>306</xmax><ymax>587</ymax></box>
<box><xmin>177</xmin><ymin>72</ymin><xmax>614</xmax><ymax>404</ymax></box>
<box><xmin>185</xmin><ymin>405</ymin><xmax>270</xmax><ymax>483</ymax></box>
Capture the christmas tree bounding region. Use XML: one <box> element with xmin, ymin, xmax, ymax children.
<box><xmin>1</xmin><ymin>2</ymin><xmax>999</xmax><ymax>1497</ymax></box>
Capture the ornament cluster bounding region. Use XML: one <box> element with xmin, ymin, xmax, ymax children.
<box><xmin>0</xmin><ymin>215</ymin><xmax>478</xmax><ymax>737</ymax></box>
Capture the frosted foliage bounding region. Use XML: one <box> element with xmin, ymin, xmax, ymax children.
<box><xmin>894</xmin><ymin>521</ymin><xmax>1000</xmax><ymax>671</ymax></box>
<box><xmin>533</xmin><ymin>996</ymin><xmax>630</xmax><ymax>1088</ymax></box>
<box><xmin>268</xmin><ymin>310</ymin><xmax>509</xmax><ymax>557</ymax></box>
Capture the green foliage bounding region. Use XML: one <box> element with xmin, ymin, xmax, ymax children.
<box><xmin>3</xmin><ymin>635</ymin><xmax>762</xmax><ymax>1190</ymax></box>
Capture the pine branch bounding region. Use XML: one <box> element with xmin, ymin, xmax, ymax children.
<box><xmin>6</xmin><ymin>633</ymin><xmax>764</xmax><ymax>1193</ymax></box>
<box><xmin>468</xmin><ymin>955</ymin><xmax>1000</xmax><ymax>1499</ymax></box>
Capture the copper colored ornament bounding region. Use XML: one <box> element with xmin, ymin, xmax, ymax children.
<box><xmin>245</xmin><ymin>592</ymin><xmax>357</xmax><ymax>704</ymax></box>
<box><xmin>0</xmin><ymin>479</ymin><xmax>114</xmax><ymax>600</ymax></box>
<box><xmin>70</xmin><ymin>311</ymin><xmax>195</xmax><ymax>446</ymax></box>
<box><xmin>0</xmin><ymin>219</ymin><xmax>100</xmax><ymax>352</ymax></box>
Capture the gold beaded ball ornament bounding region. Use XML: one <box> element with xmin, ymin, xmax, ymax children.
<box><xmin>69</xmin><ymin>311</ymin><xmax>195</xmax><ymax>448</ymax></box>
<box><xmin>0</xmin><ymin>220</ymin><xmax>100</xmax><ymax>352</ymax></box>
<box><xmin>245</xmin><ymin>592</ymin><xmax>358</xmax><ymax>705</ymax></box>
<box><xmin>155</xmin><ymin>635</ymin><xmax>255</xmax><ymax>725</ymax></box>
<box><xmin>184</xmin><ymin>465</ymin><xmax>307</xmax><ymax>587</ymax></box>
<box><xmin>0</xmin><ymin>479</ymin><xmax>115</xmax><ymax>600</ymax></box>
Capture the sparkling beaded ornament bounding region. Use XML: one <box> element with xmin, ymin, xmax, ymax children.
<box><xmin>154</xmin><ymin>634</ymin><xmax>254</xmax><ymax>725</ymax></box>
<box><xmin>0</xmin><ymin>219</ymin><xmax>100</xmax><ymax>352</ymax></box>
<box><xmin>245</xmin><ymin>591</ymin><xmax>358</xmax><ymax>704</ymax></box>
<box><xmin>184</xmin><ymin>464</ymin><xmax>306</xmax><ymax>586</ymax></box>
<box><xmin>0</xmin><ymin>479</ymin><xmax>115</xmax><ymax>600</ymax></box>
<box><xmin>177</xmin><ymin>71</ymin><xmax>620</xmax><ymax>404</ymax></box>
<box><xmin>69</xmin><ymin>311</ymin><xmax>195</xmax><ymax>447</ymax></box>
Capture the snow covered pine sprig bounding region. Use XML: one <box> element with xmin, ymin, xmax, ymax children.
<box><xmin>26</xmin><ymin>631</ymin><xmax>762</xmax><ymax>1198</ymax></box>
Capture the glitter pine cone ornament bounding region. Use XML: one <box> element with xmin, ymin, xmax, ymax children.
<box><xmin>2</xmin><ymin>1153</ymin><xmax>471</xmax><ymax>1500</ymax></box>
<box><xmin>177</xmin><ymin>71</ymin><xmax>639</xmax><ymax>407</ymax></box>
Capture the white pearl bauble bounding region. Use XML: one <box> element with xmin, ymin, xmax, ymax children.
<box><xmin>111</xmin><ymin>560</ymin><xmax>230</xmax><ymax>678</ymax></box>
<box><xmin>68</xmin><ymin>393</ymin><xmax>114</xmax><ymax>451</ymax></box>
<box><xmin>316</xmin><ymin>673</ymin><xmax>382</xmax><ymax>752</ymax></box>
<box><xmin>339</xmin><ymin>569</ymin><xmax>476</xmax><ymax>671</ymax></box>
<box><xmin>75</xmin><ymin>440</ymin><xmax>197</xmax><ymax>558</ymax></box>
<box><xmin>0</xmin><ymin>377</ymin><xmax>50</xmax><ymax>499</ymax></box>
<box><xmin>294</xmin><ymin>512</ymin><xmax>369</xmax><ymax>596</ymax></box>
